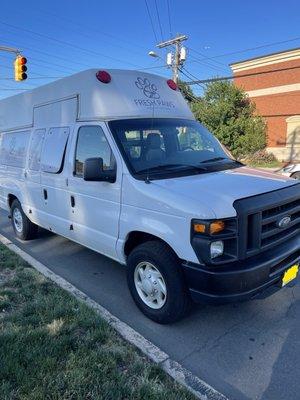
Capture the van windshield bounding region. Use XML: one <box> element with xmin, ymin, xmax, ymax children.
<box><xmin>109</xmin><ymin>118</ymin><xmax>239</xmax><ymax>179</ymax></box>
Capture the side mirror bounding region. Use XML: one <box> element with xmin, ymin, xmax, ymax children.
<box><xmin>83</xmin><ymin>157</ymin><xmax>116</xmax><ymax>183</ymax></box>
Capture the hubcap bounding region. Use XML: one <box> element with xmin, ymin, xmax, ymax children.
<box><xmin>13</xmin><ymin>208</ymin><xmax>23</xmax><ymax>233</ymax></box>
<box><xmin>134</xmin><ymin>262</ymin><xmax>167</xmax><ymax>309</ymax></box>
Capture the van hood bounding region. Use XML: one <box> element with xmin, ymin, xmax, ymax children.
<box><xmin>151</xmin><ymin>166</ymin><xmax>299</xmax><ymax>218</ymax></box>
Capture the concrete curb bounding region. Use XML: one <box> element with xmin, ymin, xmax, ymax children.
<box><xmin>0</xmin><ymin>233</ymin><xmax>228</xmax><ymax>400</ymax></box>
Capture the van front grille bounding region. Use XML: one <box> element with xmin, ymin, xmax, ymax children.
<box><xmin>234</xmin><ymin>184</ymin><xmax>300</xmax><ymax>260</ymax></box>
<box><xmin>248</xmin><ymin>198</ymin><xmax>300</xmax><ymax>254</ymax></box>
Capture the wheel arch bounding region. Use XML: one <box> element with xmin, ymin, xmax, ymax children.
<box><xmin>123</xmin><ymin>230</ymin><xmax>181</xmax><ymax>260</ymax></box>
<box><xmin>7</xmin><ymin>193</ymin><xmax>19</xmax><ymax>209</ymax></box>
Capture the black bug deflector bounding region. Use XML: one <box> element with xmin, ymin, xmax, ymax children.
<box><xmin>185</xmin><ymin>184</ymin><xmax>300</xmax><ymax>303</ymax></box>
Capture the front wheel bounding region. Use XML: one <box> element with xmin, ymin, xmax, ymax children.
<box><xmin>127</xmin><ymin>241</ymin><xmax>191</xmax><ymax>324</ymax></box>
<box><xmin>11</xmin><ymin>199</ymin><xmax>38</xmax><ymax>240</ymax></box>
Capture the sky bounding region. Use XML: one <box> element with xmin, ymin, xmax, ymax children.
<box><xmin>0</xmin><ymin>0</ymin><xmax>299</xmax><ymax>99</ymax></box>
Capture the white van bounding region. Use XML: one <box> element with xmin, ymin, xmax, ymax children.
<box><xmin>0</xmin><ymin>69</ymin><xmax>299</xmax><ymax>323</ymax></box>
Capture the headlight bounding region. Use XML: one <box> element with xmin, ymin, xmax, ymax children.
<box><xmin>191</xmin><ymin>218</ymin><xmax>237</xmax><ymax>264</ymax></box>
<box><xmin>210</xmin><ymin>241</ymin><xmax>224</xmax><ymax>259</ymax></box>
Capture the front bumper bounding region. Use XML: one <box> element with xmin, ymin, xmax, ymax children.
<box><xmin>183</xmin><ymin>235</ymin><xmax>300</xmax><ymax>304</ymax></box>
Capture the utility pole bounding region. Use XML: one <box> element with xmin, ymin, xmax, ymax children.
<box><xmin>156</xmin><ymin>34</ymin><xmax>188</xmax><ymax>83</ymax></box>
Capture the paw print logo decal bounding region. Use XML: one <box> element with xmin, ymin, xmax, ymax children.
<box><xmin>135</xmin><ymin>77</ymin><xmax>160</xmax><ymax>99</ymax></box>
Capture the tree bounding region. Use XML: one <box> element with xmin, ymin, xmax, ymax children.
<box><xmin>191</xmin><ymin>80</ymin><xmax>266</xmax><ymax>158</ymax></box>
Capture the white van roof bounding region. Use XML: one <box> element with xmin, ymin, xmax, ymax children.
<box><xmin>0</xmin><ymin>69</ymin><xmax>194</xmax><ymax>131</ymax></box>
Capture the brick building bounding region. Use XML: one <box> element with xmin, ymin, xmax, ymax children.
<box><xmin>230</xmin><ymin>48</ymin><xmax>300</xmax><ymax>162</ymax></box>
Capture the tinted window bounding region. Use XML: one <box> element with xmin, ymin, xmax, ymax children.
<box><xmin>75</xmin><ymin>126</ymin><xmax>115</xmax><ymax>177</ymax></box>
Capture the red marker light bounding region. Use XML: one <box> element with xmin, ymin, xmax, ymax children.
<box><xmin>167</xmin><ymin>79</ymin><xmax>177</xmax><ymax>90</ymax></box>
<box><xmin>96</xmin><ymin>70</ymin><xmax>111</xmax><ymax>84</ymax></box>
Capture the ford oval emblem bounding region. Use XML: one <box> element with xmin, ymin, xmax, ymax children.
<box><xmin>277</xmin><ymin>216</ymin><xmax>291</xmax><ymax>229</ymax></box>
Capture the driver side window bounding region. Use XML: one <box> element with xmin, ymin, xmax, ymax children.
<box><xmin>75</xmin><ymin>126</ymin><xmax>115</xmax><ymax>177</ymax></box>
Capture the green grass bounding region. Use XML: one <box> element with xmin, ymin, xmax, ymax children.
<box><xmin>0</xmin><ymin>244</ymin><xmax>195</xmax><ymax>400</ymax></box>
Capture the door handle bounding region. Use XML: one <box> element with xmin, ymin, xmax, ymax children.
<box><xmin>70</xmin><ymin>195</ymin><xmax>75</xmax><ymax>208</ymax></box>
<box><xmin>43</xmin><ymin>189</ymin><xmax>48</xmax><ymax>200</ymax></box>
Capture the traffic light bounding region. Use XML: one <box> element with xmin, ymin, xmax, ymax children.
<box><xmin>14</xmin><ymin>55</ymin><xmax>27</xmax><ymax>81</ymax></box>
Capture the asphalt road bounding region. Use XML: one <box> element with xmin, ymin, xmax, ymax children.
<box><xmin>1</xmin><ymin>209</ymin><xmax>299</xmax><ymax>400</ymax></box>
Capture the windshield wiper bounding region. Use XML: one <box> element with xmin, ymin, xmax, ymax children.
<box><xmin>199</xmin><ymin>157</ymin><xmax>243</xmax><ymax>166</ymax></box>
<box><xmin>137</xmin><ymin>163</ymin><xmax>208</xmax><ymax>174</ymax></box>
<box><xmin>199</xmin><ymin>157</ymin><xmax>227</xmax><ymax>164</ymax></box>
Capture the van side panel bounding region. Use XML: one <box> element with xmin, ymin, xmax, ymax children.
<box><xmin>117</xmin><ymin>176</ymin><xmax>201</xmax><ymax>264</ymax></box>
<box><xmin>34</xmin><ymin>97</ymin><xmax>78</xmax><ymax>126</ymax></box>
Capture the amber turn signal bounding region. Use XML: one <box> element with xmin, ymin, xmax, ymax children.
<box><xmin>193</xmin><ymin>223</ymin><xmax>206</xmax><ymax>233</ymax></box>
<box><xmin>210</xmin><ymin>220</ymin><xmax>225</xmax><ymax>235</ymax></box>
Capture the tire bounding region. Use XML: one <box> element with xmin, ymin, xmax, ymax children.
<box><xmin>291</xmin><ymin>172</ymin><xmax>300</xmax><ymax>180</ymax></box>
<box><xmin>127</xmin><ymin>241</ymin><xmax>191</xmax><ymax>324</ymax></box>
<box><xmin>11</xmin><ymin>199</ymin><xmax>38</xmax><ymax>240</ymax></box>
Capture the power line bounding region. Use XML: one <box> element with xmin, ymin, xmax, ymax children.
<box><xmin>154</xmin><ymin>0</ymin><xmax>164</xmax><ymax>41</ymax></box>
<box><xmin>2</xmin><ymin>35</ymin><xmax>164</xmax><ymax>77</ymax></box>
<box><xmin>166</xmin><ymin>0</ymin><xmax>172</xmax><ymax>37</ymax></box>
<box><xmin>1</xmin><ymin>31</ymin><xmax>97</xmax><ymax>69</ymax></box>
<box><xmin>0</xmin><ymin>20</ymin><xmax>143</xmax><ymax>69</ymax></box>
<box><xmin>179</xmin><ymin>68</ymin><xmax>206</xmax><ymax>94</ymax></box>
<box><xmin>3</xmin><ymin>4</ymin><xmax>148</xmax><ymax>56</ymax></box>
<box><xmin>0</xmin><ymin>61</ymin><xmax>59</xmax><ymax>79</ymax></box>
<box><xmin>0</xmin><ymin>52</ymin><xmax>75</xmax><ymax>76</ymax></box>
<box><xmin>191</xmin><ymin>37</ymin><xmax>300</xmax><ymax>63</ymax></box>
<box><xmin>187</xmin><ymin>53</ymin><xmax>228</xmax><ymax>73</ymax></box>
<box><xmin>28</xmin><ymin>11</ymin><xmax>146</xmax><ymax>59</ymax></box>
<box><xmin>180</xmin><ymin>67</ymin><xmax>206</xmax><ymax>89</ymax></box>
<box><xmin>188</xmin><ymin>47</ymin><xmax>227</xmax><ymax>67</ymax></box>
<box><xmin>140</xmin><ymin>64</ymin><xmax>167</xmax><ymax>70</ymax></box>
<box><xmin>144</xmin><ymin>0</ymin><xmax>159</xmax><ymax>43</ymax></box>
<box><xmin>32</xmin><ymin>6</ymin><xmax>148</xmax><ymax>52</ymax></box>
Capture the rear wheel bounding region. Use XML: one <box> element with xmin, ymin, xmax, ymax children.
<box><xmin>127</xmin><ymin>241</ymin><xmax>191</xmax><ymax>324</ymax></box>
<box><xmin>11</xmin><ymin>199</ymin><xmax>38</xmax><ymax>240</ymax></box>
<box><xmin>291</xmin><ymin>172</ymin><xmax>300</xmax><ymax>180</ymax></box>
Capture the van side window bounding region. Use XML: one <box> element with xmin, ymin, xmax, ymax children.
<box><xmin>75</xmin><ymin>126</ymin><xmax>115</xmax><ymax>177</ymax></box>
<box><xmin>0</xmin><ymin>130</ymin><xmax>30</xmax><ymax>168</ymax></box>
<box><xmin>28</xmin><ymin>129</ymin><xmax>45</xmax><ymax>171</ymax></box>
<box><xmin>41</xmin><ymin>127</ymin><xmax>69</xmax><ymax>174</ymax></box>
